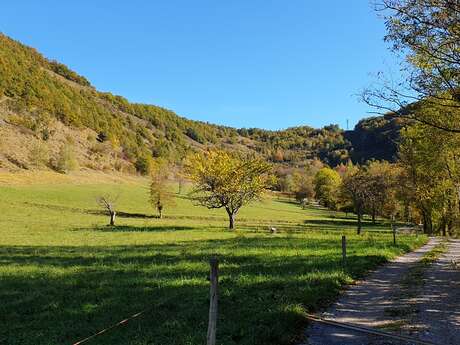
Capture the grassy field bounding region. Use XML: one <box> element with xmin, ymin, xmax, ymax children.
<box><xmin>0</xmin><ymin>171</ymin><xmax>427</xmax><ymax>345</ymax></box>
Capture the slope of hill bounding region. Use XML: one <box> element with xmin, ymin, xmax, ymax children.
<box><xmin>344</xmin><ymin>115</ymin><xmax>406</xmax><ymax>163</ymax></box>
<box><xmin>0</xmin><ymin>33</ymin><xmax>399</xmax><ymax>173</ymax></box>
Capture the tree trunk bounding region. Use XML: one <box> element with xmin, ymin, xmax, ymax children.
<box><xmin>110</xmin><ymin>211</ymin><xmax>116</xmax><ymax>226</ymax></box>
<box><xmin>421</xmin><ymin>208</ymin><xmax>433</xmax><ymax>235</ymax></box>
<box><xmin>357</xmin><ymin>208</ymin><xmax>362</xmax><ymax>235</ymax></box>
<box><xmin>229</xmin><ymin>213</ymin><xmax>235</xmax><ymax>230</ymax></box>
<box><xmin>158</xmin><ymin>205</ymin><xmax>163</xmax><ymax>219</ymax></box>
<box><xmin>371</xmin><ymin>208</ymin><xmax>376</xmax><ymax>224</ymax></box>
<box><xmin>441</xmin><ymin>215</ymin><xmax>447</xmax><ymax>236</ymax></box>
<box><xmin>226</xmin><ymin>208</ymin><xmax>235</xmax><ymax>230</ymax></box>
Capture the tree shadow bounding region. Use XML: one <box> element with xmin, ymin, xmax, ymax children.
<box><xmin>0</xmin><ymin>237</ymin><xmax>407</xmax><ymax>345</ymax></box>
<box><xmin>89</xmin><ymin>225</ymin><xmax>197</xmax><ymax>232</ymax></box>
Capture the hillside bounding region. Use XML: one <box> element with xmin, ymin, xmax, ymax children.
<box><xmin>0</xmin><ymin>33</ymin><xmax>400</xmax><ymax>173</ymax></box>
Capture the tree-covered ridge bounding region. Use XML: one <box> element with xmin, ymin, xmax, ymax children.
<box><xmin>238</xmin><ymin>125</ymin><xmax>351</xmax><ymax>165</ymax></box>
<box><xmin>0</xmin><ymin>32</ymin><xmax>238</xmax><ymax>165</ymax></box>
<box><xmin>344</xmin><ymin>115</ymin><xmax>408</xmax><ymax>163</ymax></box>
<box><xmin>0</xmin><ymin>32</ymin><xmax>399</xmax><ymax>172</ymax></box>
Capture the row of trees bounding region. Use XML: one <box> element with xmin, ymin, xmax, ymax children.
<box><xmin>147</xmin><ymin>150</ymin><xmax>272</xmax><ymax>229</ymax></box>
<box><xmin>361</xmin><ymin>0</ymin><xmax>460</xmax><ymax>236</ymax></box>
<box><xmin>312</xmin><ymin>162</ymin><xmax>402</xmax><ymax>234</ymax></box>
<box><xmin>100</xmin><ymin>144</ymin><xmax>460</xmax><ymax>236</ymax></box>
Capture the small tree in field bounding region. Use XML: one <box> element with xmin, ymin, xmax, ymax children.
<box><xmin>184</xmin><ymin>150</ymin><xmax>272</xmax><ymax>229</ymax></box>
<box><xmin>341</xmin><ymin>167</ymin><xmax>371</xmax><ymax>234</ymax></box>
<box><xmin>97</xmin><ymin>194</ymin><xmax>119</xmax><ymax>226</ymax></box>
<box><xmin>150</xmin><ymin>160</ymin><xmax>175</xmax><ymax>218</ymax></box>
<box><xmin>314</xmin><ymin>167</ymin><xmax>341</xmax><ymax>209</ymax></box>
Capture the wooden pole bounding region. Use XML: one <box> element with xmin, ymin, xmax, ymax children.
<box><xmin>341</xmin><ymin>235</ymin><xmax>346</xmax><ymax>266</ymax></box>
<box><xmin>391</xmin><ymin>215</ymin><xmax>396</xmax><ymax>245</ymax></box>
<box><xmin>207</xmin><ymin>257</ymin><xmax>219</xmax><ymax>345</ymax></box>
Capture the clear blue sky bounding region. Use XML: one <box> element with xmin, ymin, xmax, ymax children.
<box><xmin>0</xmin><ymin>1</ymin><xmax>398</xmax><ymax>130</ymax></box>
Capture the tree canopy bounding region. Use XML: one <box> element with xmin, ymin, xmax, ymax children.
<box><xmin>184</xmin><ymin>150</ymin><xmax>272</xmax><ymax>229</ymax></box>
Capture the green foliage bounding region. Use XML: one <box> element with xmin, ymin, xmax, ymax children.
<box><xmin>292</xmin><ymin>171</ymin><xmax>315</xmax><ymax>203</ymax></box>
<box><xmin>399</xmin><ymin>123</ymin><xmax>460</xmax><ymax>236</ymax></box>
<box><xmin>134</xmin><ymin>154</ymin><xmax>153</xmax><ymax>175</ymax></box>
<box><xmin>185</xmin><ymin>150</ymin><xmax>273</xmax><ymax>229</ymax></box>
<box><xmin>48</xmin><ymin>60</ymin><xmax>91</xmax><ymax>86</ymax></box>
<box><xmin>185</xmin><ymin>127</ymin><xmax>205</xmax><ymax>144</ymax></box>
<box><xmin>314</xmin><ymin>167</ymin><xmax>341</xmax><ymax>209</ymax></box>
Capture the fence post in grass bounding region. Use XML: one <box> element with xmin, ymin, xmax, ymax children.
<box><xmin>391</xmin><ymin>215</ymin><xmax>396</xmax><ymax>246</ymax></box>
<box><xmin>341</xmin><ymin>235</ymin><xmax>346</xmax><ymax>267</ymax></box>
<box><xmin>207</xmin><ymin>257</ymin><xmax>219</xmax><ymax>345</ymax></box>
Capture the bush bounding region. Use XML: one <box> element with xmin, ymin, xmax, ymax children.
<box><xmin>28</xmin><ymin>142</ymin><xmax>49</xmax><ymax>168</ymax></box>
<box><xmin>134</xmin><ymin>155</ymin><xmax>153</xmax><ymax>175</ymax></box>
<box><xmin>185</xmin><ymin>127</ymin><xmax>205</xmax><ymax>144</ymax></box>
<box><xmin>54</xmin><ymin>143</ymin><xmax>78</xmax><ymax>173</ymax></box>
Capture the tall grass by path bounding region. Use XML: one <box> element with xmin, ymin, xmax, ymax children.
<box><xmin>0</xmin><ymin>172</ymin><xmax>427</xmax><ymax>345</ymax></box>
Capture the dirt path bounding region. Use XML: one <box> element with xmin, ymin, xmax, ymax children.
<box><xmin>301</xmin><ymin>237</ymin><xmax>460</xmax><ymax>345</ymax></box>
<box><xmin>405</xmin><ymin>239</ymin><xmax>460</xmax><ymax>344</ymax></box>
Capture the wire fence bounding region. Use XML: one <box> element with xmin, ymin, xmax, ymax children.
<box><xmin>71</xmin><ymin>233</ymin><xmax>428</xmax><ymax>345</ymax></box>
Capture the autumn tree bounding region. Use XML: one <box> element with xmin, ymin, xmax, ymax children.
<box><xmin>365</xmin><ymin>0</ymin><xmax>460</xmax><ymax>133</ymax></box>
<box><xmin>314</xmin><ymin>167</ymin><xmax>341</xmax><ymax>210</ymax></box>
<box><xmin>399</xmin><ymin>124</ymin><xmax>460</xmax><ymax>235</ymax></box>
<box><xmin>365</xmin><ymin>161</ymin><xmax>400</xmax><ymax>223</ymax></box>
<box><xmin>184</xmin><ymin>150</ymin><xmax>272</xmax><ymax>229</ymax></box>
<box><xmin>150</xmin><ymin>160</ymin><xmax>175</xmax><ymax>219</ymax></box>
<box><xmin>292</xmin><ymin>171</ymin><xmax>315</xmax><ymax>204</ymax></box>
<box><xmin>340</xmin><ymin>166</ymin><xmax>372</xmax><ymax>234</ymax></box>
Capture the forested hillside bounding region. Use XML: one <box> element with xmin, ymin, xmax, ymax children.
<box><xmin>0</xmin><ymin>33</ymin><xmax>399</xmax><ymax>173</ymax></box>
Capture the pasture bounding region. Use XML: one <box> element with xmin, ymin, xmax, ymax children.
<box><xmin>0</xmin><ymin>172</ymin><xmax>427</xmax><ymax>345</ymax></box>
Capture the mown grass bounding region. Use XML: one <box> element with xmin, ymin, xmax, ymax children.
<box><xmin>0</xmin><ymin>172</ymin><xmax>427</xmax><ymax>345</ymax></box>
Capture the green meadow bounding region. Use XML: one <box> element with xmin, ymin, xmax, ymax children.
<box><xmin>0</xmin><ymin>173</ymin><xmax>426</xmax><ymax>345</ymax></box>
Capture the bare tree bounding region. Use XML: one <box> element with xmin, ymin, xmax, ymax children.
<box><xmin>97</xmin><ymin>194</ymin><xmax>119</xmax><ymax>226</ymax></box>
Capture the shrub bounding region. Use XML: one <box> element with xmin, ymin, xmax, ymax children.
<box><xmin>54</xmin><ymin>143</ymin><xmax>79</xmax><ymax>173</ymax></box>
<box><xmin>134</xmin><ymin>155</ymin><xmax>153</xmax><ymax>175</ymax></box>
<box><xmin>28</xmin><ymin>142</ymin><xmax>49</xmax><ymax>168</ymax></box>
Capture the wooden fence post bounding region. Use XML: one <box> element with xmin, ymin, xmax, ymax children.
<box><xmin>341</xmin><ymin>235</ymin><xmax>346</xmax><ymax>266</ymax></box>
<box><xmin>391</xmin><ymin>215</ymin><xmax>396</xmax><ymax>245</ymax></box>
<box><xmin>207</xmin><ymin>257</ymin><xmax>219</xmax><ymax>345</ymax></box>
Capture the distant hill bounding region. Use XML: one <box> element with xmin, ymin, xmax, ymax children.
<box><xmin>344</xmin><ymin>115</ymin><xmax>408</xmax><ymax>163</ymax></box>
<box><xmin>0</xmin><ymin>33</ymin><xmax>401</xmax><ymax>173</ymax></box>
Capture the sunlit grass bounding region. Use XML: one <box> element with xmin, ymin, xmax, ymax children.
<box><xmin>0</xmin><ymin>172</ymin><xmax>427</xmax><ymax>345</ymax></box>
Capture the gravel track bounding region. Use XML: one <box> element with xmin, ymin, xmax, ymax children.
<box><xmin>302</xmin><ymin>237</ymin><xmax>460</xmax><ymax>345</ymax></box>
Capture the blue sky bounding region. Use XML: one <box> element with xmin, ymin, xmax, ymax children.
<box><xmin>0</xmin><ymin>1</ymin><xmax>398</xmax><ymax>130</ymax></box>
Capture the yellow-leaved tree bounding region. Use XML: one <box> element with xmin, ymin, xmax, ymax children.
<box><xmin>150</xmin><ymin>159</ymin><xmax>175</xmax><ymax>218</ymax></box>
<box><xmin>184</xmin><ymin>150</ymin><xmax>272</xmax><ymax>229</ymax></box>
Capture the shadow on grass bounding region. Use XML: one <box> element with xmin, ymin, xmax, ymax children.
<box><xmin>0</xmin><ymin>230</ymin><xmax>420</xmax><ymax>345</ymax></box>
<box><xmin>91</xmin><ymin>225</ymin><xmax>197</xmax><ymax>232</ymax></box>
<box><xmin>0</xmin><ymin>233</ymin><xmax>420</xmax><ymax>345</ymax></box>
<box><xmin>304</xmin><ymin>218</ymin><xmax>387</xmax><ymax>227</ymax></box>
